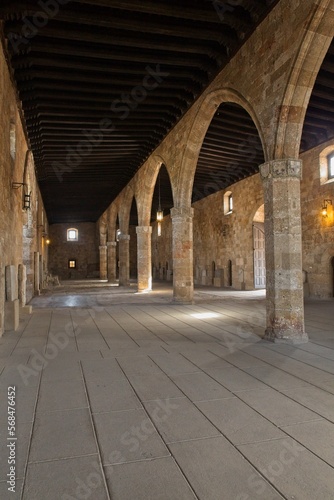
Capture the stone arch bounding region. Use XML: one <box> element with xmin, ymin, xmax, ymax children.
<box><xmin>274</xmin><ymin>0</ymin><xmax>334</xmax><ymax>159</ymax></box>
<box><xmin>98</xmin><ymin>212</ymin><xmax>108</xmax><ymax>245</ymax></box>
<box><xmin>176</xmin><ymin>88</ymin><xmax>267</xmax><ymax>207</ymax></box>
<box><xmin>118</xmin><ymin>185</ymin><xmax>136</xmax><ymax>233</ymax></box>
<box><xmin>135</xmin><ymin>155</ymin><xmax>175</xmax><ymax>226</ymax></box>
<box><xmin>107</xmin><ymin>202</ymin><xmax>119</xmax><ymax>242</ymax></box>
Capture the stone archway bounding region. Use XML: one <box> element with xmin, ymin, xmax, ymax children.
<box><xmin>274</xmin><ymin>0</ymin><xmax>334</xmax><ymax>159</ymax></box>
<box><xmin>135</xmin><ymin>159</ymin><xmax>174</xmax><ymax>293</ymax></box>
<box><xmin>177</xmin><ymin>88</ymin><xmax>266</xmax><ymax>208</ymax></box>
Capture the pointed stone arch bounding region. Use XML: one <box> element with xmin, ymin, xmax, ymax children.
<box><xmin>134</xmin><ymin>155</ymin><xmax>175</xmax><ymax>227</ymax></box>
<box><xmin>176</xmin><ymin>88</ymin><xmax>267</xmax><ymax>207</ymax></box>
<box><xmin>118</xmin><ymin>184</ymin><xmax>136</xmax><ymax>233</ymax></box>
<box><xmin>274</xmin><ymin>0</ymin><xmax>334</xmax><ymax>159</ymax></box>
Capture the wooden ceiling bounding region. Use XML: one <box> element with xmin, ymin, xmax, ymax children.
<box><xmin>0</xmin><ymin>1</ymin><xmax>333</xmax><ymax>224</ymax></box>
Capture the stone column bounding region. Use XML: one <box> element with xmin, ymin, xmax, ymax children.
<box><xmin>39</xmin><ymin>255</ymin><xmax>43</xmax><ymax>288</ymax></box>
<box><xmin>18</xmin><ymin>264</ymin><xmax>27</xmax><ymax>306</ymax></box>
<box><xmin>171</xmin><ymin>207</ymin><xmax>194</xmax><ymax>304</ymax></box>
<box><xmin>136</xmin><ymin>226</ymin><xmax>152</xmax><ymax>292</ymax></box>
<box><xmin>118</xmin><ymin>234</ymin><xmax>130</xmax><ymax>286</ymax></box>
<box><xmin>5</xmin><ymin>265</ymin><xmax>19</xmax><ymax>331</ymax></box>
<box><xmin>34</xmin><ymin>251</ymin><xmax>40</xmax><ymax>293</ymax></box>
<box><xmin>260</xmin><ymin>159</ymin><xmax>308</xmax><ymax>344</ymax></box>
<box><xmin>107</xmin><ymin>241</ymin><xmax>117</xmax><ymax>283</ymax></box>
<box><xmin>99</xmin><ymin>245</ymin><xmax>108</xmax><ymax>280</ymax></box>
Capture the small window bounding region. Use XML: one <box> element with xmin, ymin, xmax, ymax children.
<box><xmin>68</xmin><ymin>259</ymin><xmax>76</xmax><ymax>269</ymax></box>
<box><xmin>228</xmin><ymin>194</ymin><xmax>233</xmax><ymax>212</ymax></box>
<box><xmin>224</xmin><ymin>191</ymin><xmax>233</xmax><ymax>215</ymax></box>
<box><xmin>328</xmin><ymin>153</ymin><xmax>334</xmax><ymax>179</ymax></box>
<box><xmin>67</xmin><ymin>228</ymin><xmax>78</xmax><ymax>241</ymax></box>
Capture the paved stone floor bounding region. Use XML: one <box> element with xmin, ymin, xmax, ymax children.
<box><xmin>1</xmin><ymin>281</ymin><xmax>334</xmax><ymax>499</ymax></box>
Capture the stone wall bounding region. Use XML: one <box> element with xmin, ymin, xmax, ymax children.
<box><xmin>151</xmin><ymin>175</ymin><xmax>264</xmax><ymax>290</ymax></box>
<box><xmin>48</xmin><ymin>223</ymin><xmax>99</xmax><ymax>280</ymax></box>
<box><xmin>301</xmin><ymin>139</ymin><xmax>334</xmax><ymax>298</ymax></box>
<box><xmin>149</xmin><ymin>140</ymin><xmax>334</xmax><ymax>297</ymax></box>
<box><xmin>0</xmin><ymin>42</ymin><xmax>48</xmax><ymax>335</ymax></box>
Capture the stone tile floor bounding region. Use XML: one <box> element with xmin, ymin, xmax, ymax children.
<box><xmin>0</xmin><ymin>280</ymin><xmax>334</xmax><ymax>499</ymax></box>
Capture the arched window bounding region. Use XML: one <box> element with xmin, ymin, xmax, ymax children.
<box><xmin>67</xmin><ymin>228</ymin><xmax>78</xmax><ymax>241</ymax></box>
<box><xmin>224</xmin><ymin>191</ymin><xmax>233</xmax><ymax>215</ymax></box>
<box><xmin>319</xmin><ymin>145</ymin><xmax>334</xmax><ymax>185</ymax></box>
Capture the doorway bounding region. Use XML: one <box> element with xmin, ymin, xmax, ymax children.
<box><xmin>253</xmin><ymin>224</ymin><xmax>266</xmax><ymax>289</ymax></box>
<box><xmin>227</xmin><ymin>260</ymin><xmax>232</xmax><ymax>287</ymax></box>
<box><xmin>212</xmin><ymin>261</ymin><xmax>216</xmax><ymax>285</ymax></box>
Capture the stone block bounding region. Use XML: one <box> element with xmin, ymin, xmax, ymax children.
<box><xmin>20</xmin><ymin>305</ymin><xmax>32</xmax><ymax>315</ymax></box>
<box><xmin>5</xmin><ymin>265</ymin><xmax>18</xmax><ymax>301</ymax></box>
<box><xmin>4</xmin><ymin>299</ymin><xmax>20</xmax><ymax>331</ymax></box>
<box><xmin>18</xmin><ymin>264</ymin><xmax>27</xmax><ymax>306</ymax></box>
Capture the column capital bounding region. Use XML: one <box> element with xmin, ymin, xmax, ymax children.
<box><xmin>136</xmin><ymin>225</ymin><xmax>152</xmax><ymax>235</ymax></box>
<box><xmin>170</xmin><ymin>207</ymin><xmax>194</xmax><ymax>220</ymax></box>
<box><xmin>260</xmin><ymin>159</ymin><xmax>302</xmax><ymax>180</ymax></box>
<box><xmin>99</xmin><ymin>245</ymin><xmax>107</xmax><ymax>250</ymax></box>
<box><xmin>118</xmin><ymin>234</ymin><xmax>130</xmax><ymax>241</ymax></box>
<box><xmin>107</xmin><ymin>241</ymin><xmax>117</xmax><ymax>247</ymax></box>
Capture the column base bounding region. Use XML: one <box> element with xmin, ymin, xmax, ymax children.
<box><xmin>136</xmin><ymin>288</ymin><xmax>152</xmax><ymax>294</ymax></box>
<box><xmin>172</xmin><ymin>297</ymin><xmax>194</xmax><ymax>305</ymax></box>
<box><xmin>264</xmin><ymin>328</ymin><xmax>309</xmax><ymax>344</ymax></box>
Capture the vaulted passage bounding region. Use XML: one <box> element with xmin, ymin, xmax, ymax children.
<box><xmin>0</xmin><ymin>1</ymin><xmax>334</xmax><ymax>498</ymax></box>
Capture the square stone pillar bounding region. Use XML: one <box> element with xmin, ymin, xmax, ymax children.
<box><xmin>39</xmin><ymin>255</ymin><xmax>43</xmax><ymax>288</ymax></box>
<box><xmin>18</xmin><ymin>264</ymin><xmax>27</xmax><ymax>307</ymax></box>
<box><xmin>171</xmin><ymin>207</ymin><xmax>194</xmax><ymax>304</ymax></box>
<box><xmin>99</xmin><ymin>245</ymin><xmax>108</xmax><ymax>280</ymax></box>
<box><xmin>5</xmin><ymin>265</ymin><xmax>19</xmax><ymax>331</ymax></box>
<box><xmin>34</xmin><ymin>252</ymin><xmax>40</xmax><ymax>294</ymax></box>
<box><xmin>260</xmin><ymin>159</ymin><xmax>308</xmax><ymax>344</ymax></box>
<box><xmin>107</xmin><ymin>241</ymin><xmax>117</xmax><ymax>283</ymax></box>
<box><xmin>5</xmin><ymin>265</ymin><xmax>18</xmax><ymax>301</ymax></box>
<box><xmin>136</xmin><ymin>226</ymin><xmax>152</xmax><ymax>292</ymax></box>
<box><xmin>118</xmin><ymin>234</ymin><xmax>130</xmax><ymax>286</ymax></box>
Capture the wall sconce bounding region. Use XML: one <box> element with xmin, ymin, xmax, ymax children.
<box><xmin>46</xmin><ymin>238</ymin><xmax>51</xmax><ymax>245</ymax></box>
<box><xmin>322</xmin><ymin>199</ymin><xmax>332</xmax><ymax>217</ymax></box>
<box><xmin>156</xmin><ymin>171</ymin><xmax>163</xmax><ymax>223</ymax></box>
<box><xmin>156</xmin><ymin>171</ymin><xmax>163</xmax><ymax>235</ymax></box>
<box><xmin>12</xmin><ymin>182</ymin><xmax>31</xmax><ymax>210</ymax></box>
<box><xmin>23</xmin><ymin>192</ymin><xmax>31</xmax><ymax>210</ymax></box>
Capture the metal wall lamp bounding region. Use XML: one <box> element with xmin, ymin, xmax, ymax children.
<box><xmin>322</xmin><ymin>199</ymin><xmax>332</xmax><ymax>217</ymax></box>
<box><xmin>12</xmin><ymin>182</ymin><xmax>31</xmax><ymax>210</ymax></box>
